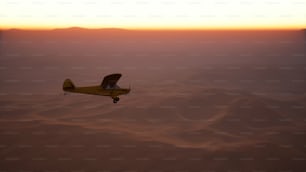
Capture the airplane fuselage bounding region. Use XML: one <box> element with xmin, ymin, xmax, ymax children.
<box><xmin>64</xmin><ymin>86</ymin><xmax>130</xmax><ymax>98</ymax></box>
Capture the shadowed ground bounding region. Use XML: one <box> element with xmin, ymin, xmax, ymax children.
<box><xmin>0</xmin><ymin>29</ymin><xmax>305</xmax><ymax>171</ymax></box>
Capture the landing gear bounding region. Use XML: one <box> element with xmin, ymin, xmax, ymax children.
<box><xmin>113</xmin><ymin>97</ymin><xmax>120</xmax><ymax>103</ymax></box>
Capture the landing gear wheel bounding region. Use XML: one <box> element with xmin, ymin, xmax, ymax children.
<box><xmin>113</xmin><ymin>97</ymin><xmax>120</xmax><ymax>103</ymax></box>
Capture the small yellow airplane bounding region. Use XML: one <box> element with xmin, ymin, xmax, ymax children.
<box><xmin>63</xmin><ymin>73</ymin><xmax>130</xmax><ymax>103</ymax></box>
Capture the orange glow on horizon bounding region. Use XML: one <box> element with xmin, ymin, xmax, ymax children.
<box><xmin>0</xmin><ymin>0</ymin><xmax>305</xmax><ymax>30</ymax></box>
<box><xmin>0</xmin><ymin>24</ymin><xmax>303</xmax><ymax>31</ymax></box>
<box><xmin>0</xmin><ymin>26</ymin><xmax>303</xmax><ymax>31</ymax></box>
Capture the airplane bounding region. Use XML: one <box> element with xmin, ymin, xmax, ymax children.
<box><xmin>63</xmin><ymin>73</ymin><xmax>130</xmax><ymax>103</ymax></box>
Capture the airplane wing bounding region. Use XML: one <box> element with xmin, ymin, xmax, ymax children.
<box><xmin>101</xmin><ymin>73</ymin><xmax>122</xmax><ymax>89</ymax></box>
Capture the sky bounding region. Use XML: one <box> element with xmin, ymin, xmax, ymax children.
<box><xmin>0</xmin><ymin>0</ymin><xmax>305</xmax><ymax>30</ymax></box>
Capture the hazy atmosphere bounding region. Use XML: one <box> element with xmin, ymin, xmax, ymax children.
<box><xmin>1</xmin><ymin>0</ymin><xmax>306</xmax><ymax>29</ymax></box>
<box><xmin>0</xmin><ymin>28</ymin><xmax>306</xmax><ymax>171</ymax></box>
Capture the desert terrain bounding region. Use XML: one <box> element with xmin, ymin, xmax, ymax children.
<box><xmin>0</xmin><ymin>29</ymin><xmax>306</xmax><ymax>171</ymax></box>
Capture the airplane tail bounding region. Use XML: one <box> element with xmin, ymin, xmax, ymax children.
<box><xmin>63</xmin><ymin>79</ymin><xmax>75</xmax><ymax>91</ymax></box>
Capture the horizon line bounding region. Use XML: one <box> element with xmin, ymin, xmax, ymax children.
<box><xmin>1</xmin><ymin>26</ymin><xmax>305</xmax><ymax>31</ymax></box>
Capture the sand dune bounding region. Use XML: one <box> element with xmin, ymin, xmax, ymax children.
<box><xmin>1</xmin><ymin>91</ymin><xmax>306</xmax><ymax>171</ymax></box>
<box><xmin>0</xmin><ymin>86</ymin><xmax>305</xmax><ymax>149</ymax></box>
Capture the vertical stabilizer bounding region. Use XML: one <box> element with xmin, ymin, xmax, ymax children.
<box><xmin>63</xmin><ymin>79</ymin><xmax>75</xmax><ymax>91</ymax></box>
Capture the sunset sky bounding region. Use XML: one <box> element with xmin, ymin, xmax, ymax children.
<box><xmin>0</xmin><ymin>0</ymin><xmax>305</xmax><ymax>30</ymax></box>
